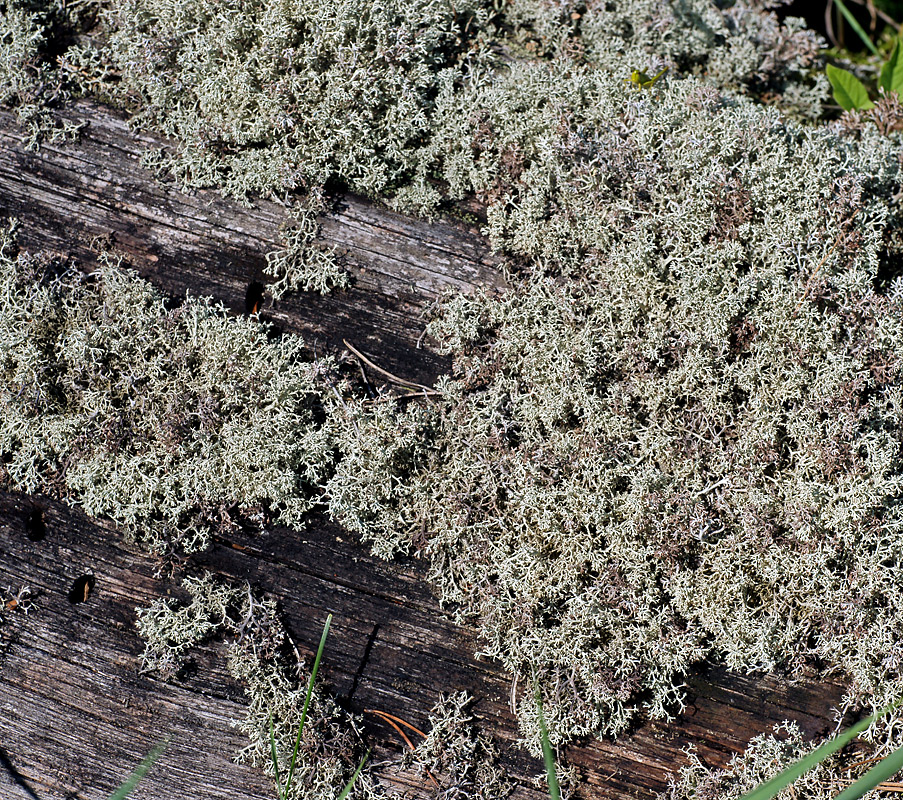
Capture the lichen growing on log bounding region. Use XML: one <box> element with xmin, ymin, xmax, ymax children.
<box><xmin>327</xmin><ymin>71</ymin><xmax>903</xmax><ymax>743</ymax></box>
<box><xmin>5</xmin><ymin>0</ymin><xmax>903</xmax><ymax>793</ymax></box>
<box><xmin>136</xmin><ymin>573</ymin><xmax>512</xmax><ymax>799</ymax></box>
<box><xmin>0</xmin><ymin>224</ymin><xmax>336</xmax><ymax>556</ymax></box>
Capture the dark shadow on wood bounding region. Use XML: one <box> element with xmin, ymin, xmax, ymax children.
<box><xmin>0</xmin><ymin>745</ymin><xmax>43</xmax><ymax>800</ymax></box>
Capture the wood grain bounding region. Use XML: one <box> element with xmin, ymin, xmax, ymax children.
<box><xmin>0</xmin><ymin>491</ymin><xmax>847</xmax><ymax>800</ymax></box>
<box><xmin>0</xmin><ymin>100</ymin><xmax>504</xmax><ymax>387</ymax></box>
<box><xmin>0</xmin><ymin>101</ymin><xmax>849</xmax><ymax>799</ymax></box>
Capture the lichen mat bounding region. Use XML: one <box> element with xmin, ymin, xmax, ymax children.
<box><xmin>3</xmin><ymin>0</ymin><xmax>903</xmax><ymax>796</ymax></box>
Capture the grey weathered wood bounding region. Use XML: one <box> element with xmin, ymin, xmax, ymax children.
<box><xmin>0</xmin><ymin>100</ymin><xmax>851</xmax><ymax>799</ymax></box>
<box><xmin>0</xmin><ymin>491</ymin><xmax>847</xmax><ymax>800</ymax></box>
<box><xmin>0</xmin><ymin>100</ymin><xmax>504</xmax><ymax>387</ymax></box>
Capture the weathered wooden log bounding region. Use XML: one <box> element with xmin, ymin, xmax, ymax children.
<box><xmin>0</xmin><ymin>100</ymin><xmax>848</xmax><ymax>799</ymax></box>
<box><xmin>0</xmin><ymin>99</ymin><xmax>504</xmax><ymax>386</ymax></box>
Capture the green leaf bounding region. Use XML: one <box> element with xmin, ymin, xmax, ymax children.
<box><xmin>834</xmin><ymin>0</ymin><xmax>880</xmax><ymax>55</ymax></box>
<box><xmin>879</xmin><ymin>39</ymin><xmax>903</xmax><ymax>96</ymax></box>
<box><xmin>107</xmin><ymin>739</ymin><xmax>168</xmax><ymax>800</ymax></box>
<box><xmin>835</xmin><ymin>742</ymin><xmax>903</xmax><ymax>800</ymax></box>
<box><xmin>335</xmin><ymin>749</ymin><xmax>370</xmax><ymax>800</ymax></box>
<box><xmin>739</xmin><ymin>701</ymin><xmax>902</xmax><ymax>800</ymax></box>
<box><xmin>827</xmin><ymin>64</ymin><xmax>875</xmax><ymax>110</ymax></box>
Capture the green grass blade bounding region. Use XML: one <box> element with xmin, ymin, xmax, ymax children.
<box><xmin>835</xmin><ymin>742</ymin><xmax>903</xmax><ymax>800</ymax></box>
<box><xmin>834</xmin><ymin>0</ymin><xmax>881</xmax><ymax>55</ymax></box>
<box><xmin>269</xmin><ymin>713</ymin><xmax>284</xmax><ymax>800</ymax></box>
<box><xmin>336</xmin><ymin>749</ymin><xmax>370</xmax><ymax>800</ymax></box>
<box><xmin>107</xmin><ymin>739</ymin><xmax>168</xmax><ymax>800</ymax></box>
<box><xmin>284</xmin><ymin>613</ymin><xmax>332</xmax><ymax>796</ymax></box>
<box><xmin>739</xmin><ymin>702</ymin><xmax>901</xmax><ymax>800</ymax></box>
<box><xmin>534</xmin><ymin>687</ymin><xmax>561</xmax><ymax>800</ymax></box>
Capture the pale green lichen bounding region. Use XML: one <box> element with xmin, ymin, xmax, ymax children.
<box><xmin>96</xmin><ymin>0</ymin><xmax>498</xmax><ymax>200</ymax></box>
<box><xmin>6</xmin><ymin>0</ymin><xmax>903</xmax><ymax>792</ymax></box>
<box><xmin>19</xmin><ymin>0</ymin><xmax>832</xmax><ymax>207</ymax></box>
<box><xmin>0</xmin><ymin>225</ymin><xmax>336</xmax><ymax>556</ymax></box>
<box><xmin>0</xmin><ymin>0</ymin><xmax>95</xmax><ymax>146</ymax></box>
<box><xmin>137</xmin><ymin>574</ymin><xmax>516</xmax><ymax>799</ymax></box>
<box><xmin>500</xmin><ymin>0</ymin><xmax>828</xmax><ymax>118</ymax></box>
<box><xmin>326</xmin><ymin>72</ymin><xmax>903</xmax><ymax>745</ymax></box>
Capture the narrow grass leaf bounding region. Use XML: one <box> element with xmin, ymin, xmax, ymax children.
<box><xmin>879</xmin><ymin>38</ymin><xmax>903</xmax><ymax>96</ymax></box>
<box><xmin>827</xmin><ymin>64</ymin><xmax>875</xmax><ymax>110</ymax></box>
<box><xmin>284</xmin><ymin>613</ymin><xmax>332</xmax><ymax>796</ymax></box>
<box><xmin>834</xmin><ymin>0</ymin><xmax>881</xmax><ymax>55</ymax></box>
<box><xmin>107</xmin><ymin>739</ymin><xmax>168</xmax><ymax>800</ymax></box>
<box><xmin>534</xmin><ymin>687</ymin><xmax>561</xmax><ymax>800</ymax></box>
<box><xmin>336</xmin><ymin>749</ymin><xmax>370</xmax><ymax>800</ymax></box>
<box><xmin>835</xmin><ymin>742</ymin><xmax>903</xmax><ymax>800</ymax></box>
<box><xmin>739</xmin><ymin>702</ymin><xmax>900</xmax><ymax>800</ymax></box>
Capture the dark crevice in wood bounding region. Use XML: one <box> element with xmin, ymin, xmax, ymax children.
<box><xmin>345</xmin><ymin>623</ymin><xmax>381</xmax><ymax>705</ymax></box>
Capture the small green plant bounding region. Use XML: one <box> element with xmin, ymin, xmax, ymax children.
<box><xmin>740</xmin><ymin>700</ymin><xmax>903</xmax><ymax>800</ymax></box>
<box><xmin>826</xmin><ymin>37</ymin><xmax>903</xmax><ymax>109</ymax></box>
<box><xmin>107</xmin><ymin>739</ymin><xmax>168</xmax><ymax>800</ymax></box>
<box><xmin>267</xmin><ymin>614</ymin><xmax>369</xmax><ymax>800</ymax></box>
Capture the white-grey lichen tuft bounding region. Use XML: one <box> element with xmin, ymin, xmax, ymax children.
<box><xmin>137</xmin><ymin>574</ymin><xmax>519</xmax><ymax>799</ymax></box>
<box><xmin>265</xmin><ymin>200</ymin><xmax>349</xmax><ymax>298</ymax></box>
<box><xmin>405</xmin><ymin>691</ymin><xmax>512</xmax><ymax>800</ymax></box>
<box><xmin>326</xmin><ymin>71</ymin><xmax>903</xmax><ymax>745</ymax></box>
<box><xmin>0</xmin><ymin>226</ymin><xmax>336</xmax><ymax>556</ymax></box>
<box><xmin>663</xmin><ymin>717</ymin><xmax>903</xmax><ymax>800</ymax></box>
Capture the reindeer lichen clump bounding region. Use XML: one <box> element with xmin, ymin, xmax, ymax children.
<box><xmin>0</xmin><ymin>228</ymin><xmax>335</xmax><ymax>556</ymax></box>
<box><xmin>328</xmin><ymin>70</ymin><xmax>903</xmax><ymax>744</ymax></box>
<box><xmin>4</xmin><ymin>0</ymin><xmax>903</xmax><ymax>791</ymax></box>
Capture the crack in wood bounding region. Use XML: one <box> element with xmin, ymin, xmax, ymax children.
<box><xmin>346</xmin><ymin>623</ymin><xmax>380</xmax><ymax>704</ymax></box>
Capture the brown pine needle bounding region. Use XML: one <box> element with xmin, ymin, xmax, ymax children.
<box><xmin>365</xmin><ymin>709</ymin><xmax>439</xmax><ymax>789</ymax></box>
<box><xmin>364</xmin><ymin>709</ymin><xmax>428</xmax><ymax>739</ymax></box>
<box><xmin>844</xmin><ymin>755</ymin><xmax>886</xmax><ymax>772</ymax></box>
<box><xmin>367</xmin><ymin>710</ymin><xmax>418</xmax><ymax>750</ymax></box>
